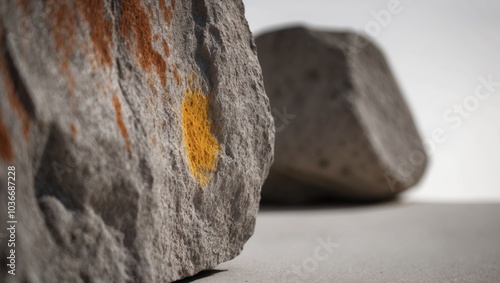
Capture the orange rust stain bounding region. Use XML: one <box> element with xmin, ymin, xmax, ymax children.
<box><xmin>0</xmin><ymin>114</ymin><xmax>14</xmax><ymax>162</ymax></box>
<box><xmin>171</xmin><ymin>0</ymin><xmax>176</xmax><ymax>10</ymax></box>
<box><xmin>0</xmin><ymin>54</ymin><xmax>30</xmax><ymax>140</ymax></box>
<box><xmin>64</xmin><ymin>73</ymin><xmax>75</xmax><ymax>97</ymax></box>
<box><xmin>153</xmin><ymin>34</ymin><xmax>159</xmax><ymax>42</ymax></box>
<box><xmin>17</xmin><ymin>0</ymin><xmax>32</xmax><ymax>14</ymax></box>
<box><xmin>77</xmin><ymin>0</ymin><xmax>114</xmax><ymax>67</ymax></box>
<box><xmin>173</xmin><ymin>65</ymin><xmax>181</xmax><ymax>86</ymax></box>
<box><xmin>151</xmin><ymin>135</ymin><xmax>157</xmax><ymax>146</ymax></box>
<box><xmin>70</xmin><ymin>122</ymin><xmax>77</xmax><ymax>138</ymax></box>
<box><xmin>160</xmin><ymin>0</ymin><xmax>173</xmax><ymax>26</ymax></box>
<box><xmin>118</xmin><ymin>0</ymin><xmax>167</xmax><ymax>87</ymax></box>
<box><xmin>162</xmin><ymin>39</ymin><xmax>170</xmax><ymax>57</ymax></box>
<box><xmin>50</xmin><ymin>0</ymin><xmax>77</xmax><ymax>95</ymax></box>
<box><xmin>112</xmin><ymin>94</ymin><xmax>131</xmax><ymax>151</ymax></box>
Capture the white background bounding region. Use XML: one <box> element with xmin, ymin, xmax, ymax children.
<box><xmin>244</xmin><ymin>0</ymin><xmax>500</xmax><ymax>202</ymax></box>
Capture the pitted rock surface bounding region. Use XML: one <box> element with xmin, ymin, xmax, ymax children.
<box><xmin>257</xmin><ymin>27</ymin><xmax>426</xmax><ymax>202</ymax></box>
<box><xmin>0</xmin><ymin>1</ymin><xmax>274</xmax><ymax>282</ymax></box>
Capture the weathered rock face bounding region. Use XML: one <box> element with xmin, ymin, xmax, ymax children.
<box><xmin>0</xmin><ymin>0</ymin><xmax>274</xmax><ymax>282</ymax></box>
<box><xmin>256</xmin><ymin>27</ymin><xmax>427</xmax><ymax>203</ymax></box>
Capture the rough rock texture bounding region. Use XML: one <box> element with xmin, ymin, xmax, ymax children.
<box><xmin>0</xmin><ymin>0</ymin><xmax>274</xmax><ymax>282</ymax></box>
<box><xmin>256</xmin><ymin>27</ymin><xmax>426</xmax><ymax>203</ymax></box>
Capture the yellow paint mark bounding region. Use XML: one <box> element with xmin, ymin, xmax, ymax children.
<box><xmin>181</xmin><ymin>81</ymin><xmax>219</xmax><ymax>186</ymax></box>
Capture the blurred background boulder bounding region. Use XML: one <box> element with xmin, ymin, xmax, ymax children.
<box><xmin>257</xmin><ymin>27</ymin><xmax>427</xmax><ymax>203</ymax></box>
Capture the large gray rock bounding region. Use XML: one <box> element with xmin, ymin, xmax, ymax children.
<box><xmin>256</xmin><ymin>27</ymin><xmax>426</xmax><ymax>203</ymax></box>
<box><xmin>0</xmin><ymin>0</ymin><xmax>274</xmax><ymax>282</ymax></box>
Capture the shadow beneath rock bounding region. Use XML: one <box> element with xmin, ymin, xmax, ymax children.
<box><xmin>174</xmin><ymin>269</ymin><xmax>227</xmax><ymax>283</ymax></box>
<box><xmin>259</xmin><ymin>195</ymin><xmax>402</xmax><ymax>212</ymax></box>
<box><xmin>259</xmin><ymin>170</ymin><xmax>405</xmax><ymax>211</ymax></box>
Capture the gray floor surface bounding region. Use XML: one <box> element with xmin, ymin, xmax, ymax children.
<box><xmin>177</xmin><ymin>203</ymin><xmax>500</xmax><ymax>283</ymax></box>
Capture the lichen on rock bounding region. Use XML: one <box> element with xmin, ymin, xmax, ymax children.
<box><xmin>181</xmin><ymin>81</ymin><xmax>220</xmax><ymax>186</ymax></box>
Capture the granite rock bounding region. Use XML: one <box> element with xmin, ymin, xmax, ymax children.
<box><xmin>0</xmin><ymin>0</ymin><xmax>274</xmax><ymax>282</ymax></box>
<box><xmin>256</xmin><ymin>27</ymin><xmax>426</xmax><ymax>202</ymax></box>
